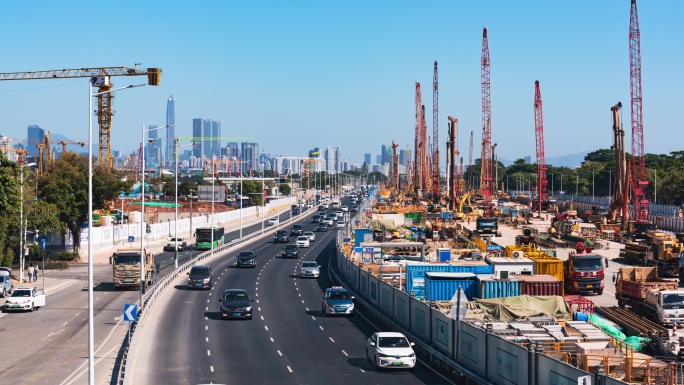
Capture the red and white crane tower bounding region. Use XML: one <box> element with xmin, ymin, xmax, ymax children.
<box><xmin>629</xmin><ymin>0</ymin><xmax>649</xmax><ymax>224</ymax></box>
<box><xmin>480</xmin><ymin>27</ymin><xmax>493</xmax><ymax>216</ymax></box>
<box><xmin>533</xmin><ymin>81</ymin><xmax>548</xmax><ymax>217</ymax></box>
<box><xmin>432</xmin><ymin>61</ymin><xmax>440</xmax><ymax>201</ymax></box>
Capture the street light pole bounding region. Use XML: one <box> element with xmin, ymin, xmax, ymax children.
<box><xmin>88</xmin><ymin>80</ymin><xmax>145</xmax><ymax>385</ymax></box>
<box><xmin>140</xmin><ymin>123</ymin><xmax>146</xmax><ymax>309</ymax></box>
<box><xmin>240</xmin><ymin>178</ymin><xmax>243</xmax><ymax>239</ymax></box>
<box><xmin>174</xmin><ymin>138</ymin><xmax>179</xmax><ymax>269</ymax></box>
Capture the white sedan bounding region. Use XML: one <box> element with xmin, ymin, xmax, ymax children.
<box><xmin>268</xmin><ymin>217</ymin><xmax>279</xmax><ymax>226</ymax></box>
<box><xmin>4</xmin><ymin>287</ymin><xmax>45</xmax><ymax>312</ymax></box>
<box><xmin>366</xmin><ymin>332</ymin><xmax>416</xmax><ymax>370</ymax></box>
<box><xmin>304</xmin><ymin>231</ymin><xmax>316</xmax><ymax>242</ymax></box>
<box><xmin>295</xmin><ymin>236</ymin><xmax>310</xmax><ymax>248</ymax></box>
<box><xmin>341</xmin><ymin>206</ymin><xmax>349</xmax><ymax>212</ymax></box>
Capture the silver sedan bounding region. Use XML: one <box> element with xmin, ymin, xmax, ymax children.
<box><xmin>299</xmin><ymin>261</ymin><xmax>320</xmax><ymax>278</ymax></box>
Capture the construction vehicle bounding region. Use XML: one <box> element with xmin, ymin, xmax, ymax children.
<box><xmin>620</xmin><ymin>230</ymin><xmax>684</xmax><ymax>278</ymax></box>
<box><xmin>564</xmin><ymin>242</ymin><xmax>609</xmax><ymax>295</ymax></box>
<box><xmin>614</xmin><ymin>266</ymin><xmax>678</xmax><ymax>314</ymax></box>
<box><xmin>475</xmin><ymin>217</ymin><xmax>501</xmax><ymax>238</ymax></box>
<box><xmin>109</xmin><ymin>248</ymin><xmax>155</xmax><ymax>290</ymax></box>
<box><xmin>641</xmin><ymin>289</ymin><xmax>684</xmax><ymax>326</ymax></box>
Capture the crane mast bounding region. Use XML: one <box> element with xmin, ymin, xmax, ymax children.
<box><xmin>432</xmin><ymin>61</ymin><xmax>440</xmax><ymax>201</ymax></box>
<box><xmin>610</xmin><ymin>102</ymin><xmax>630</xmax><ymax>230</ymax></box>
<box><xmin>480</xmin><ymin>27</ymin><xmax>493</xmax><ymax>216</ymax></box>
<box><xmin>447</xmin><ymin>116</ymin><xmax>458</xmax><ymax>210</ymax></box>
<box><xmin>414</xmin><ymin>83</ymin><xmax>423</xmax><ymax>197</ymax></box>
<box><xmin>629</xmin><ymin>0</ymin><xmax>649</xmax><ymax>224</ymax></box>
<box><xmin>533</xmin><ymin>81</ymin><xmax>548</xmax><ymax>217</ymax></box>
<box><xmin>468</xmin><ymin>131</ymin><xmax>473</xmax><ymax>191</ymax></box>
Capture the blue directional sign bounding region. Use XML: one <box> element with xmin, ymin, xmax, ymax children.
<box><xmin>41</xmin><ymin>239</ymin><xmax>46</xmax><ymax>249</ymax></box>
<box><xmin>128</xmin><ymin>236</ymin><xmax>135</xmax><ymax>243</ymax></box>
<box><xmin>124</xmin><ymin>304</ymin><xmax>138</xmax><ymax>322</ymax></box>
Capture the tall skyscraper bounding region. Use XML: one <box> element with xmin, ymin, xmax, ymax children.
<box><xmin>241</xmin><ymin>142</ymin><xmax>259</xmax><ymax>175</ymax></box>
<box><xmin>364</xmin><ymin>153</ymin><xmax>371</xmax><ymax>166</ymax></box>
<box><xmin>27</xmin><ymin>124</ymin><xmax>44</xmax><ymax>158</ymax></box>
<box><xmin>399</xmin><ymin>148</ymin><xmax>411</xmax><ymax>167</ymax></box>
<box><xmin>146</xmin><ymin>125</ymin><xmax>163</xmax><ymax>166</ymax></box>
<box><xmin>192</xmin><ymin>118</ymin><xmax>221</xmax><ymax>159</ymax></box>
<box><xmin>225</xmin><ymin>142</ymin><xmax>239</xmax><ymax>158</ymax></box>
<box><xmin>381</xmin><ymin>144</ymin><xmax>390</xmax><ymax>165</ymax></box>
<box><xmin>165</xmin><ymin>95</ymin><xmax>175</xmax><ymax>165</ymax></box>
<box><xmin>324</xmin><ymin>147</ymin><xmax>341</xmax><ymax>174</ymax></box>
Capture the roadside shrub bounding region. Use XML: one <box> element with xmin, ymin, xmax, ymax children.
<box><xmin>53</xmin><ymin>251</ymin><xmax>80</xmax><ymax>261</ymax></box>
<box><xmin>44</xmin><ymin>261</ymin><xmax>69</xmax><ymax>270</ymax></box>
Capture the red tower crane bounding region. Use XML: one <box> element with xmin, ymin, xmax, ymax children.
<box><xmin>432</xmin><ymin>61</ymin><xmax>440</xmax><ymax>201</ymax></box>
<box><xmin>630</xmin><ymin>0</ymin><xmax>649</xmax><ymax>224</ymax></box>
<box><xmin>480</xmin><ymin>27</ymin><xmax>493</xmax><ymax>216</ymax></box>
<box><xmin>533</xmin><ymin>81</ymin><xmax>548</xmax><ymax>217</ymax></box>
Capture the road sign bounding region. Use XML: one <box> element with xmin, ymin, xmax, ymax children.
<box><xmin>128</xmin><ymin>236</ymin><xmax>135</xmax><ymax>243</ymax></box>
<box><xmin>41</xmin><ymin>239</ymin><xmax>46</xmax><ymax>249</ymax></box>
<box><xmin>124</xmin><ymin>304</ymin><xmax>138</xmax><ymax>322</ymax></box>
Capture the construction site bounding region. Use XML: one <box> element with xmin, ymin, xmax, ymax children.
<box><xmin>341</xmin><ymin>1</ymin><xmax>684</xmax><ymax>383</ymax></box>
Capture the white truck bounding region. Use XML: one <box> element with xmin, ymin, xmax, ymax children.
<box><xmin>642</xmin><ymin>289</ymin><xmax>684</xmax><ymax>325</ymax></box>
<box><xmin>4</xmin><ymin>287</ymin><xmax>45</xmax><ymax>312</ymax></box>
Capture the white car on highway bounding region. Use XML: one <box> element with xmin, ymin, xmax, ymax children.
<box><xmin>341</xmin><ymin>206</ymin><xmax>348</xmax><ymax>212</ymax></box>
<box><xmin>4</xmin><ymin>287</ymin><xmax>45</xmax><ymax>312</ymax></box>
<box><xmin>296</xmin><ymin>236</ymin><xmax>310</xmax><ymax>248</ymax></box>
<box><xmin>304</xmin><ymin>231</ymin><xmax>316</xmax><ymax>242</ymax></box>
<box><xmin>366</xmin><ymin>332</ymin><xmax>416</xmax><ymax>370</ymax></box>
<box><xmin>299</xmin><ymin>261</ymin><xmax>320</xmax><ymax>278</ymax></box>
<box><xmin>268</xmin><ymin>217</ymin><xmax>279</xmax><ymax>226</ymax></box>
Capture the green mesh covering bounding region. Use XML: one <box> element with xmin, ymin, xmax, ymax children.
<box><xmin>623</xmin><ymin>336</ymin><xmax>649</xmax><ymax>351</ymax></box>
<box><xmin>588</xmin><ymin>314</ymin><xmax>626</xmax><ymax>340</ymax></box>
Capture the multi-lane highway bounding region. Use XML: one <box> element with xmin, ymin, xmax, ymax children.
<box><xmin>128</xmin><ymin>198</ymin><xmax>453</xmax><ymax>384</ymax></box>
<box><xmin>0</xmin><ymin>210</ymin><xmax>292</xmax><ymax>384</ymax></box>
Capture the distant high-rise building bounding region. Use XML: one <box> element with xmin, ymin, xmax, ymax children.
<box><xmin>27</xmin><ymin>124</ymin><xmax>44</xmax><ymax>158</ymax></box>
<box><xmin>376</xmin><ymin>155</ymin><xmax>382</xmax><ymax>165</ymax></box>
<box><xmin>324</xmin><ymin>147</ymin><xmax>341</xmax><ymax>174</ymax></box>
<box><xmin>165</xmin><ymin>95</ymin><xmax>175</xmax><ymax>165</ymax></box>
<box><xmin>211</xmin><ymin>120</ymin><xmax>221</xmax><ymax>157</ymax></box>
<box><xmin>146</xmin><ymin>125</ymin><xmax>163</xmax><ymax>166</ymax></box>
<box><xmin>364</xmin><ymin>153</ymin><xmax>371</xmax><ymax>165</ymax></box>
<box><xmin>381</xmin><ymin>144</ymin><xmax>390</xmax><ymax>165</ymax></box>
<box><xmin>259</xmin><ymin>152</ymin><xmax>272</xmax><ymax>171</ymax></box>
<box><xmin>399</xmin><ymin>148</ymin><xmax>411</xmax><ymax>167</ymax></box>
<box><xmin>192</xmin><ymin>118</ymin><xmax>221</xmax><ymax>159</ymax></box>
<box><xmin>341</xmin><ymin>159</ymin><xmax>348</xmax><ymax>172</ymax></box>
<box><xmin>225</xmin><ymin>142</ymin><xmax>239</xmax><ymax>158</ymax></box>
<box><xmin>524</xmin><ymin>155</ymin><xmax>531</xmax><ymax>164</ymax></box>
<box><xmin>241</xmin><ymin>142</ymin><xmax>259</xmax><ymax>175</ymax></box>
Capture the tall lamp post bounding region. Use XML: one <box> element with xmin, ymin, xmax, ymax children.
<box><xmin>173</xmin><ymin>137</ymin><xmax>191</xmax><ymax>269</ymax></box>
<box><xmin>140</xmin><ymin>123</ymin><xmax>172</xmax><ymax>304</ymax></box>
<box><xmin>88</xmin><ymin>79</ymin><xmax>145</xmax><ymax>385</ymax></box>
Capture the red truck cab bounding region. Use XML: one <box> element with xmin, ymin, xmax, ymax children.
<box><xmin>564</xmin><ymin>243</ymin><xmax>609</xmax><ymax>295</ymax></box>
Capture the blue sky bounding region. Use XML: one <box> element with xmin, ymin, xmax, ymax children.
<box><xmin>0</xmin><ymin>0</ymin><xmax>681</xmax><ymax>166</ymax></box>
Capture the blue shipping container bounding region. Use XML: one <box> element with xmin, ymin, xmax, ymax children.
<box><xmin>405</xmin><ymin>263</ymin><xmax>493</xmax><ymax>295</ymax></box>
<box><xmin>424</xmin><ymin>272</ymin><xmax>476</xmax><ymax>301</ymax></box>
<box><xmin>354</xmin><ymin>228</ymin><xmax>371</xmax><ymax>247</ymax></box>
<box><xmin>438</xmin><ymin>248</ymin><xmax>451</xmax><ymax>262</ymax></box>
<box><xmin>476</xmin><ymin>274</ymin><xmax>521</xmax><ymax>299</ymax></box>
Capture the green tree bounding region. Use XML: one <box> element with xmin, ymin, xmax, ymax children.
<box><xmin>178</xmin><ymin>180</ymin><xmax>198</xmax><ymax>197</ymax></box>
<box><xmin>37</xmin><ymin>152</ymin><xmax>132</xmax><ymax>251</ymax></box>
<box><xmin>279</xmin><ymin>183</ymin><xmax>291</xmax><ymax>196</ymax></box>
<box><xmin>0</xmin><ymin>152</ymin><xmax>20</xmax><ymax>258</ymax></box>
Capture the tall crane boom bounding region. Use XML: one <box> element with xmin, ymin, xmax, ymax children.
<box><xmin>0</xmin><ymin>66</ymin><xmax>161</xmax><ymax>168</ymax></box>
<box><xmin>432</xmin><ymin>61</ymin><xmax>440</xmax><ymax>200</ymax></box>
<box><xmin>414</xmin><ymin>83</ymin><xmax>423</xmax><ymax>197</ymax></box>
<box><xmin>533</xmin><ymin>81</ymin><xmax>548</xmax><ymax>216</ymax></box>
<box><xmin>480</xmin><ymin>27</ymin><xmax>493</xmax><ymax>216</ymax></box>
<box><xmin>468</xmin><ymin>130</ymin><xmax>473</xmax><ymax>191</ymax></box>
<box><xmin>629</xmin><ymin>0</ymin><xmax>648</xmax><ymax>223</ymax></box>
<box><xmin>447</xmin><ymin>116</ymin><xmax>458</xmax><ymax>209</ymax></box>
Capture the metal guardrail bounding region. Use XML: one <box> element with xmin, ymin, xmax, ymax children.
<box><xmin>117</xmin><ymin>210</ymin><xmax>304</xmax><ymax>385</ymax></box>
<box><xmin>327</xmin><ymin>248</ymin><xmax>492</xmax><ymax>385</ymax></box>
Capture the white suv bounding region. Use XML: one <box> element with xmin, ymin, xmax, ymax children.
<box><xmin>165</xmin><ymin>237</ymin><xmax>187</xmax><ymax>251</ymax></box>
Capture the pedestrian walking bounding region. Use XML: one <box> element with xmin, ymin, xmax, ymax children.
<box><xmin>33</xmin><ymin>264</ymin><xmax>39</xmax><ymax>282</ymax></box>
<box><xmin>28</xmin><ymin>264</ymin><xmax>33</xmax><ymax>283</ymax></box>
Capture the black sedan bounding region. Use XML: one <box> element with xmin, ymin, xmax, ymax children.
<box><xmin>281</xmin><ymin>244</ymin><xmax>300</xmax><ymax>258</ymax></box>
<box><xmin>317</xmin><ymin>223</ymin><xmax>329</xmax><ymax>232</ymax></box>
<box><xmin>274</xmin><ymin>230</ymin><xmax>289</xmax><ymax>243</ymax></box>
<box><xmin>219</xmin><ymin>289</ymin><xmax>253</xmax><ymax>319</ymax></box>
<box><xmin>235</xmin><ymin>251</ymin><xmax>256</xmax><ymax>268</ymax></box>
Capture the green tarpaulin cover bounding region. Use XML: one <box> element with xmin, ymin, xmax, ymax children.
<box><xmin>468</xmin><ymin>295</ymin><xmax>572</xmax><ymax>321</ymax></box>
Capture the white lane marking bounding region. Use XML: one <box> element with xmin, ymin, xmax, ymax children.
<box><xmin>210</xmin><ymin>366</ymin><xmax>214</xmax><ymax>373</ymax></box>
<box><xmin>603</xmin><ymin>290</ymin><xmax>614</xmax><ymax>296</ymax></box>
<box><xmin>261</xmin><ymin>316</ymin><xmax>265</xmax><ymax>321</ymax></box>
<box><xmin>319</xmin><ymin>326</ymin><xmax>324</xmax><ymax>331</ymax></box>
<box><xmin>205</xmin><ymin>316</ymin><xmax>208</xmax><ymax>320</ymax></box>
<box><xmin>277</xmin><ymin>350</ymin><xmax>283</xmax><ymax>356</ymax></box>
<box><xmin>95</xmin><ymin>297</ymin><xmax>100</xmax><ymax>301</ymax></box>
<box><xmin>342</xmin><ymin>350</ymin><xmax>348</xmax><ymax>356</ymax></box>
<box><xmin>256</xmin><ymin>293</ymin><xmax>259</xmax><ymax>297</ymax></box>
<box><xmin>329</xmin><ymin>337</ymin><xmax>335</xmax><ymax>343</ymax></box>
<box><xmin>359</xmin><ymin>368</ymin><xmax>365</xmax><ymax>373</ymax></box>
<box><xmin>270</xmin><ymin>337</ymin><xmax>274</xmax><ymax>342</ymax></box>
<box><xmin>205</xmin><ymin>326</ymin><xmax>208</xmax><ymax>331</ymax></box>
<box><xmin>62</xmin><ymin>321</ymin><xmax>68</xmax><ymax>326</ymax></box>
<box><xmin>256</xmin><ymin>287</ymin><xmax>258</xmax><ymax>291</ymax></box>
<box><xmin>205</xmin><ymin>307</ymin><xmax>208</xmax><ymax>311</ymax></box>
<box><xmin>206</xmin><ymin>337</ymin><xmax>208</xmax><ymax>342</ymax></box>
<box><xmin>298</xmin><ymin>294</ymin><xmax>301</xmax><ymax>297</ymax></box>
<box><xmin>301</xmin><ymin>300</ymin><xmax>305</xmax><ymax>303</ymax></box>
<box><xmin>258</xmin><ymin>307</ymin><xmax>261</xmax><ymax>311</ymax></box>
<box><xmin>311</xmin><ymin>316</ymin><xmax>316</xmax><ymax>320</ymax></box>
<box><xmin>256</xmin><ymin>300</ymin><xmax>259</xmax><ymax>304</ymax></box>
<box><xmin>74</xmin><ymin>313</ymin><xmax>79</xmax><ymax>317</ymax></box>
<box><xmin>207</xmin><ymin>350</ymin><xmax>211</xmax><ymax>356</ymax></box>
<box><xmin>207</xmin><ymin>299</ymin><xmax>210</xmax><ymax>303</ymax></box>
<box><xmin>296</xmin><ymin>287</ymin><xmax>299</xmax><ymax>291</ymax></box>
<box><xmin>287</xmin><ymin>366</ymin><xmax>293</xmax><ymax>373</ymax></box>
<box><xmin>265</xmin><ymin>326</ymin><xmax>269</xmax><ymax>331</ymax></box>
<box><xmin>209</xmin><ymin>292</ymin><xmax>212</xmax><ymax>296</ymax></box>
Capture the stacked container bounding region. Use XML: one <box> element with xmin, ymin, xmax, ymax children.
<box><xmin>515</xmin><ymin>274</ymin><xmax>562</xmax><ymax>296</ymax></box>
<box><xmin>475</xmin><ymin>274</ymin><xmax>520</xmax><ymax>299</ymax></box>
<box><xmin>424</xmin><ymin>272</ymin><xmax>477</xmax><ymax>301</ymax></box>
<box><xmin>405</xmin><ymin>261</ymin><xmax>492</xmax><ymax>298</ymax></box>
<box><xmin>485</xmin><ymin>255</ymin><xmax>535</xmax><ymax>276</ymax></box>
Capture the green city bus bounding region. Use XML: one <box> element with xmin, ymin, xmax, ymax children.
<box><xmin>195</xmin><ymin>227</ymin><xmax>225</xmax><ymax>250</ymax></box>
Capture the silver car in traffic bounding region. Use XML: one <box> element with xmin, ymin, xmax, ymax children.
<box><xmin>299</xmin><ymin>261</ymin><xmax>320</xmax><ymax>278</ymax></box>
